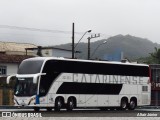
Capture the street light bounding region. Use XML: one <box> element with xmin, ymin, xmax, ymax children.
<box><xmin>87</xmin><ymin>34</ymin><xmax>101</xmax><ymax>60</ymax></box>
<box><xmin>90</xmin><ymin>40</ymin><xmax>107</xmax><ymax>59</ymax></box>
<box><xmin>74</xmin><ymin>30</ymin><xmax>92</xmax><ymax>49</ymax></box>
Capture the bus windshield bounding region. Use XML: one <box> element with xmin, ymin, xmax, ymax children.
<box><xmin>14</xmin><ymin>78</ymin><xmax>38</xmax><ymax>97</ymax></box>
<box><xmin>18</xmin><ymin>59</ymin><xmax>44</xmax><ymax>74</ymax></box>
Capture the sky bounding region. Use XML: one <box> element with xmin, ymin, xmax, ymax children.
<box><xmin>0</xmin><ymin>0</ymin><xmax>160</xmax><ymax>46</ymax></box>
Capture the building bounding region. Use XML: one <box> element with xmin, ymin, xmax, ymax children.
<box><xmin>0</xmin><ymin>41</ymin><xmax>36</xmax><ymax>56</ymax></box>
<box><xmin>0</xmin><ymin>41</ymin><xmax>36</xmax><ymax>76</ymax></box>
<box><xmin>0</xmin><ymin>53</ymin><xmax>33</xmax><ymax>77</ymax></box>
<box><xmin>150</xmin><ymin>64</ymin><xmax>160</xmax><ymax>106</ymax></box>
<box><xmin>25</xmin><ymin>46</ymin><xmax>80</xmax><ymax>58</ymax></box>
<box><xmin>103</xmin><ymin>49</ymin><xmax>124</xmax><ymax>61</ymax></box>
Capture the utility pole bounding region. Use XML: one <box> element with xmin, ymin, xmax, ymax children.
<box><xmin>72</xmin><ymin>23</ymin><xmax>75</xmax><ymax>59</ymax></box>
<box><xmin>37</xmin><ymin>46</ymin><xmax>42</xmax><ymax>57</ymax></box>
<box><xmin>88</xmin><ymin>34</ymin><xmax>100</xmax><ymax>60</ymax></box>
<box><xmin>87</xmin><ymin>37</ymin><xmax>91</xmax><ymax>60</ymax></box>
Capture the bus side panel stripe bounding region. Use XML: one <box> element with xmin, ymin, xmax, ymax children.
<box><xmin>56</xmin><ymin>82</ymin><xmax>123</xmax><ymax>95</ymax></box>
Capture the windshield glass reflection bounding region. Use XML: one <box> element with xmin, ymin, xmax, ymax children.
<box><xmin>14</xmin><ymin>78</ymin><xmax>37</xmax><ymax>96</ymax></box>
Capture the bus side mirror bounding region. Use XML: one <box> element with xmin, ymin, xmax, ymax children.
<box><xmin>7</xmin><ymin>75</ymin><xmax>16</xmax><ymax>84</ymax></box>
<box><xmin>33</xmin><ymin>73</ymin><xmax>46</xmax><ymax>84</ymax></box>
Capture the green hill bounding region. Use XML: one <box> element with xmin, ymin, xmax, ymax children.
<box><xmin>55</xmin><ymin>34</ymin><xmax>159</xmax><ymax>60</ymax></box>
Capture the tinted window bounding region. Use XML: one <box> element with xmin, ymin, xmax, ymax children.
<box><xmin>44</xmin><ymin>60</ymin><xmax>149</xmax><ymax>77</ymax></box>
<box><xmin>14</xmin><ymin>78</ymin><xmax>38</xmax><ymax>97</ymax></box>
<box><xmin>18</xmin><ymin>60</ymin><xmax>44</xmax><ymax>74</ymax></box>
<box><xmin>39</xmin><ymin>61</ymin><xmax>60</xmax><ymax>97</ymax></box>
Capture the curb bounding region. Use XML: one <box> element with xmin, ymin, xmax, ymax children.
<box><xmin>138</xmin><ymin>106</ymin><xmax>160</xmax><ymax>109</ymax></box>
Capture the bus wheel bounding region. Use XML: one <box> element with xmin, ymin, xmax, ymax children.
<box><xmin>67</xmin><ymin>97</ymin><xmax>76</xmax><ymax>111</ymax></box>
<box><xmin>129</xmin><ymin>99</ymin><xmax>136</xmax><ymax>110</ymax></box>
<box><xmin>55</xmin><ymin>98</ymin><xmax>63</xmax><ymax>111</ymax></box>
<box><xmin>120</xmin><ymin>99</ymin><xmax>128</xmax><ymax>110</ymax></box>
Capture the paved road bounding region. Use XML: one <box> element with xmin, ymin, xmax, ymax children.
<box><xmin>0</xmin><ymin>108</ymin><xmax>160</xmax><ymax>117</ymax></box>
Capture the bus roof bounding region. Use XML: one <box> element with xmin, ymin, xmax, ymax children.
<box><xmin>24</xmin><ymin>57</ymin><xmax>148</xmax><ymax>67</ymax></box>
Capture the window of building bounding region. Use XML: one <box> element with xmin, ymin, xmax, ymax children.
<box><xmin>0</xmin><ymin>66</ymin><xmax>7</xmax><ymax>75</ymax></box>
<box><xmin>151</xmin><ymin>69</ymin><xmax>156</xmax><ymax>82</ymax></box>
<box><xmin>151</xmin><ymin>68</ymin><xmax>160</xmax><ymax>83</ymax></box>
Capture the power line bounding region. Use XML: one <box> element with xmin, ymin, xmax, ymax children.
<box><xmin>0</xmin><ymin>25</ymin><xmax>96</xmax><ymax>35</ymax></box>
<box><xmin>0</xmin><ymin>25</ymin><xmax>72</xmax><ymax>34</ymax></box>
<box><xmin>0</xmin><ymin>25</ymin><xmax>111</xmax><ymax>39</ymax></box>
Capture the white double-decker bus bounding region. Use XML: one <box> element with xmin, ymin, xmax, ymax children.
<box><xmin>7</xmin><ymin>57</ymin><xmax>151</xmax><ymax>111</ymax></box>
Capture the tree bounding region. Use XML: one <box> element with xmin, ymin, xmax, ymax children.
<box><xmin>150</xmin><ymin>47</ymin><xmax>160</xmax><ymax>64</ymax></box>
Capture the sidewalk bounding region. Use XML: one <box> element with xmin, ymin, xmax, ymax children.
<box><xmin>138</xmin><ymin>106</ymin><xmax>160</xmax><ymax>109</ymax></box>
<box><xmin>0</xmin><ymin>106</ymin><xmax>32</xmax><ymax>109</ymax></box>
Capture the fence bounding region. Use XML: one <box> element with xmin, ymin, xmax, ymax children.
<box><xmin>0</xmin><ymin>88</ymin><xmax>14</xmax><ymax>106</ymax></box>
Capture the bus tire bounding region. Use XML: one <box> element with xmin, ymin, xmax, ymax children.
<box><xmin>67</xmin><ymin>97</ymin><xmax>76</xmax><ymax>111</ymax></box>
<box><xmin>120</xmin><ymin>98</ymin><xmax>128</xmax><ymax>110</ymax></box>
<box><xmin>129</xmin><ymin>99</ymin><xmax>137</xmax><ymax>110</ymax></box>
<box><xmin>55</xmin><ymin>97</ymin><xmax>63</xmax><ymax>111</ymax></box>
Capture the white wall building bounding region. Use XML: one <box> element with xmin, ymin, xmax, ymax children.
<box><xmin>26</xmin><ymin>46</ymin><xmax>80</xmax><ymax>58</ymax></box>
<box><xmin>0</xmin><ymin>63</ymin><xmax>18</xmax><ymax>76</ymax></box>
<box><xmin>0</xmin><ymin>54</ymin><xmax>32</xmax><ymax>77</ymax></box>
<box><xmin>41</xmin><ymin>48</ymin><xmax>73</xmax><ymax>58</ymax></box>
<box><xmin>0</xmin><ymin>41</ymin><xmax>35</xmax><ymax>76</ymax></box>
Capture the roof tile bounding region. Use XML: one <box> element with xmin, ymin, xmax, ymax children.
<box><xmin>0</xmin><ymin>54</ymin><xmax>33</xmax><ymax>63</ymax></box>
